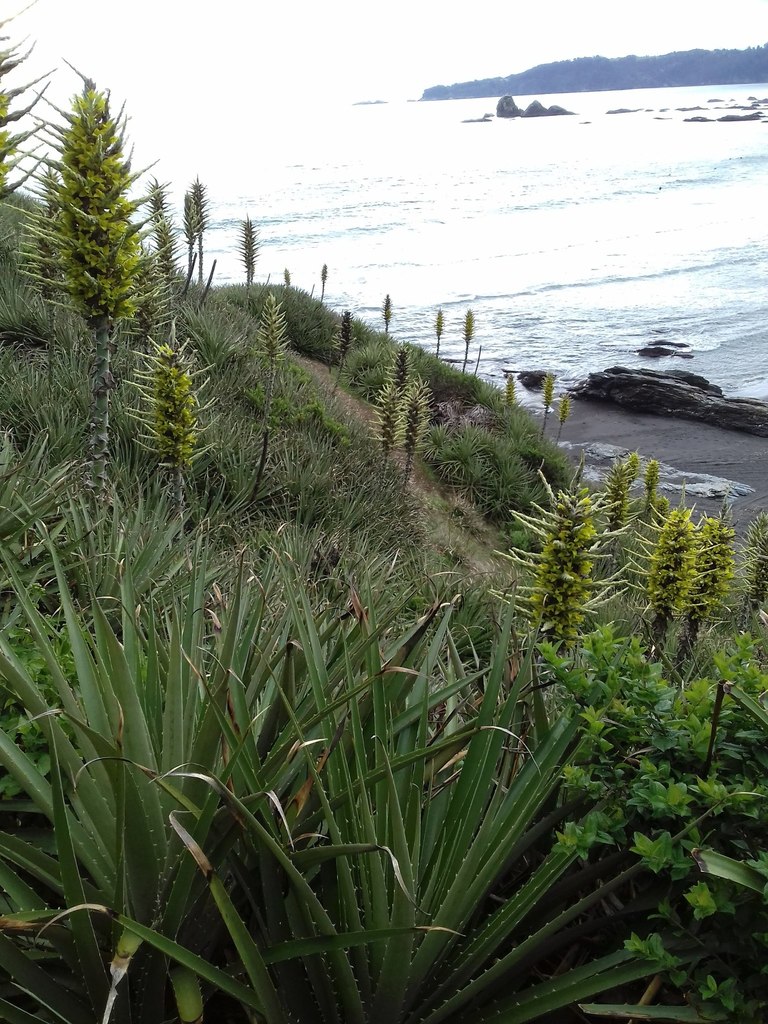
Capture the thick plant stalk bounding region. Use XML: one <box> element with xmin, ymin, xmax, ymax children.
<box><xmin>90</xmin><ymin>315</ymin><xmax>112</xmax><ymax>492</ymax></box>
<box><xmin>321</xmin><ymin>262</ymin><xmax>328</xmax><ymax>300</ymax></box>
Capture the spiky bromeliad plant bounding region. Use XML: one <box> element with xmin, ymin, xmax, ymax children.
<box><xmin>182</xmin><ymin>190</ymin><xmax>198</xmax><ymax>281</ymax></box>
<box><xmin>135</xmin><ymin>324</ymin><xmax>201</xmax><ymax>510</ymax></box>
<box><xmin>43</xmin><ymin>75</ymin><xmax>141</xmax><ymax>492</ymax></box>
<box><xmin>434</xmin><ymin>306</ymin><xmax>444</xmax><ymax>357</ymax></box>
<box><xmin>334</xmin><ymin>309</ymin><xmax>353</xmax><ymax>384</ymax></box>
<box><xmin>146</xmin><ymin>177</ymin><xmax>180</xmax><ymax>322</ymax></box>
<box><xmin>401</xmin><ymin>379</ymin><xmax>432</xmax><ymax>484</ymax></box>
<box><xmin>0</xmin><ymin>12</ymin><xmax>49</xmax><ymax>197</ymax></box>
<box><xmin>374</xmin><ymin>378</ymin><xmax>404</xmax><ymax>456</ymax></box>
<box><xmin>239</xmin><ymin>214</ymin><xmax>259</xmax><ymax>287</ymax></box>
<box><xmin>741</xmin><ymin>510</ymin><xmax>768</xmax><ymax>616</ymax></box>
<box><xmin>540</xmin><ymin>372</ymin><xmax>556</xmax><ymax>438</ymax></box>
<box><xmin>503</xmin><ymin>482</ymin><xmax>615</xmax><ymax>646</ymax></box>
<box><xmin>644</xmin><ymin>505</ymin><xmax>697</xmax><ymax>647</ymax></box>
<box><xmin>253</xmin><ymin>291</ymin><xmax>289</xmax><ymax>496</ymax></box>
<box><xmin>677</xmin><ymin>513</ymin><xmax>735</xmax><ymax>661</ymax></box>
<box><xmin>461</xmin><ymin>306</ymin><xmax>475</xmax><ymax>374</ymax></box>
<box><xmin>0</xmin><ymin>538</ymin><xmax>672</xmax><ymax>1024</ymax></box>
<box><xmin>189</xmin><ymin>175</ymin><xmax>209</xmax><ymax>285</ymax></box>
<box><xmin>504</xmin><ymin>372</ymin><xmax>517</xmax><ymax>408</ymax></box>
<box><xmin>382</xmin><ymin>292</ymin><xmax>393</xmax><ymax>334</ymax></box>
<box><xmin>554</xmin><ymin>394</ymin><xmax>570</xmax><ymax>441</ymax></box>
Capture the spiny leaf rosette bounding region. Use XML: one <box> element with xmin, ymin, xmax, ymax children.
<box><xmin>503</xmin><ymin>483</ymin><xmax>617</xmax><ymax>646</ymax></box>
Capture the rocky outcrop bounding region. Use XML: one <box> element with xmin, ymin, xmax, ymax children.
<box><xmin>496</xmin><ymin>95</ymin><xmax>574</xmax><ymax>118</ymax></box>
<box><xmin>560</xmin><ymin>441</ymin><xmax>754</xmax><ymax>501</ymax></box>
<box><xmin>496</xmin><ymin>95</ymin><xmax>521</xmax><ymax>118</ymax></box>
<box><xmin>569</xmin><ymin>366</ymin><xmax>768</xmax><ymax>436</ymax></box>
<box><xmin>516</xmin><ymin>370</ymin><xmax>549</xmax><ymax>389</ymax></box>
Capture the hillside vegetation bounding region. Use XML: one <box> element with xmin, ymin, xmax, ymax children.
<box><xmin>421</xmin><ymin>43</ymin><xmax>768</xmax><ymax>101</ymax></box>
<box><xmin>2</xmin><ymin>23</ymin><xmax>768</xmax><ymax>1024</ymax></box>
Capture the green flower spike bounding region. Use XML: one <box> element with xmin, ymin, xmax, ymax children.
<box><xmin>401</xmin><ymin>380</ymin><xmax>432</xmax><ymax>484</ymax></box>
<box><xmin>383</xmin><ymin>292</ymin><xmax>392</xmax><ymax>334</ymax></box>
<box><xmin>239</xmin><ymin>214</ymin><xmax>259</xmax><ymax>287</ymax></box>
<box><xmin>435</xmin><ymin>307</ymin><xmax>444</xmax><ymax>357</ymax></box>
<box><xmin>461</xmin><ymin>307</ymin><xmax>475</xmax><ymax>373</ymax></box>
<box><xmin>646</xmin><ymin>506</ymin><xmax>696</xmax><ymax>646</ymax></box>
<box><xmin>43</xmin><ymin>73</ymin><xmax>141</xmax><ymax>492</ymax></box>
<box><xmin>503</xmin><ymin>482</ymin><xmax>618</xmax><ymax>647</ymax></box>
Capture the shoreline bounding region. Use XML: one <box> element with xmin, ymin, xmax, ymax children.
<box><xmin>555</xmin><ymin>398</ymin><xmax>768</xmax><ymax>531</ymax></box>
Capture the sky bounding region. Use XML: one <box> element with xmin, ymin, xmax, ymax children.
<box><xmin>6</xmin><ymin>0</ymin><xmax>768</xmax><ymax>178</ymax></box>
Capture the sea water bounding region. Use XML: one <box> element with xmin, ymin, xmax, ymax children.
<box><xmin>198</xmin><ymin>84</ymin><xmax>768</xmax><ymax>398</ymax></box>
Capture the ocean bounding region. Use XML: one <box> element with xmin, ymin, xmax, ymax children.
<box><xmin>197</xmin><ymin>84</ymin><xmax>768</xmax><ymax>399</ymax></box>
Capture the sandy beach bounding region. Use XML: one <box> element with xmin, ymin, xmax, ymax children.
<box><xmin>557</xmin><ymin>398</ymin><xmax>768</xmax><ymax>531</ymax></box>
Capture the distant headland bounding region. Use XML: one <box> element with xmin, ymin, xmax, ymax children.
<box><xmin>420</xmin><ymin>44</ymin><xmax>768</xmax><ymax>101</ymax></box>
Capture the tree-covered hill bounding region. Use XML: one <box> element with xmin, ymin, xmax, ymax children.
<box><xmin>421</xmin><ymin>44</ymin><xmax>768</xmax><ymax>100</ymax></box>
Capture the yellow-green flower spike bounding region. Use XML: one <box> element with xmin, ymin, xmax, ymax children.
<box><xmin>402</xmin><ymin>380</ymin><xmax>432</xmax><ymax>483</ymax></box>
<box><xmin>530</xmin><ymin>487</ymin><xmax>599</xmax><ymax>646</ymax></box>
<box><xmin>688</xmin><ymin>514</ymin><xmax>735</xmax><ymax>621</ymax></box>
<box><xmin>644</xmin><ymin>458</ymin><xmax>661</xmax><ymax>514</ymax></box>
<box><xmin>435</xmin><ymin>307</ymin><xmax>444</xmax><ymax>356</ymax></box>
<box><xmin>0</xmin><ymin>14</ymin><xmax>48</xmax><ymax>197</ymax></box>
<box><xmin>47</xmin><ymin>79</ymin><xmax>141</xmax><ymax>325</ymax></box>
<box><xmin>383</xmin><ymin>293</ymin><xmax>393</xmax><ymax>334</ymax></box>
<box><xmin>239</xmin><ymin>214</ymin><xmax>259</xmax><ymax>287</ymax></box>
<box><xmin>505</xmin><ymin>374</ymin><xmax>517</xmax><ymax>408</ymax></box>
<box><xmin>461</xmin><ymin>308</ymin><xmax>475</xmax><ymax>373</ymax></box>
<box><xmin>743</xmin><ymin>511</ymin><xmax>768</xmax><ymax>611</ymax></box>
<box><xmin>647</xmin><ymin>506</ymin><xmax>696</xmax><ymax>642</ymax></box>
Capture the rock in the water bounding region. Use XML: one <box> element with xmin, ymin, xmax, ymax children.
<box><xmin>521</xmin><ymin>100</ymin><xmax>574</xmax><ymax>117</ymax></box>
<box><xmin>496</xmin><ymin>95</ymin><xmax>521</xmax><ymax>118</ymax></box>
<box><xmin>517</xmin><ymin>370</ymin><xmax>549</xmax><ymax>389</ymax></box>
<box><xmin>569</xmin><ymin>366</ymin><xmax>768</xmax><ymax>436</ymax></box>
<box><xmin>637</xmin><ymin>346</ymin><xmax>678</xmax><ymax>357</ymax></box>
<box><xmin>718</xmin><ymin>111</ymin><xmax>763</xmax><ymax>122</ymax></box>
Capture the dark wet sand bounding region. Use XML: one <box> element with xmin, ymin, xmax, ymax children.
<box><xmin>557</xmin><ymin>398</ymin><xmax>768</xmax><ymax>530</ymax></box>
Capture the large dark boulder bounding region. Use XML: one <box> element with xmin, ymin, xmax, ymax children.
<box><xmin>496</xmin><ymin>95</ymin><xmax>521</xmax><ymax>118</ymax></box>
<box><xmin>569</xmin><ymin>366</ymin><xmax>768</xmax><ymax>436</ymax></box>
